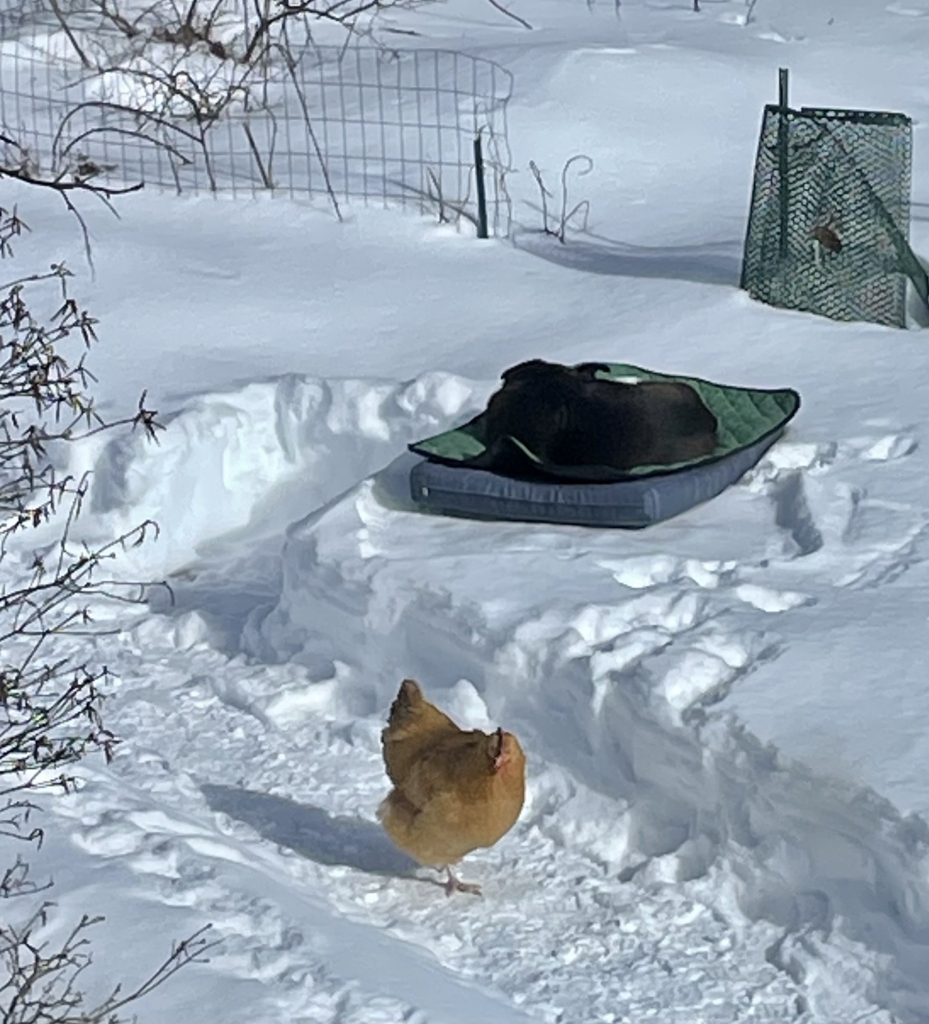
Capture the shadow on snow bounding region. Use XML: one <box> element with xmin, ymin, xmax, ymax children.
<box><xmin>513</xmin><ymin>228</ymin><xmax>743</xmax><ymax>288</ymax></box>
<box><xmin>201</xmin><ymin>782</ymin><xmax>418</xmax><ymax>878</ymax></box>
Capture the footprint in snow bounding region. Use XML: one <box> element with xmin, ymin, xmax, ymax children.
<box><xmin>747</xmin><ymin>431</ymin><xmax>917</xmax><ymax>495</ymax></box>
<box><xmin>845</xmin><ymin>433</ymin><xmax>919</xmax><ymax>462</ymax></box>
<box><xmin>596</xmin><ymin>554</ymin><xmax>736</xmax><ymax>591</ymax></box>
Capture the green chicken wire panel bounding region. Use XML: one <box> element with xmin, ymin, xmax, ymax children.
<box><xmin>741</xmin><ymin>105</ymin><xmax>929</xmax><ymax>328</ymax></box>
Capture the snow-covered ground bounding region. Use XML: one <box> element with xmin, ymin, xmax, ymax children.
<box><xmin>3</xmin><ymin>0</ymin><xmax>929</xmax><ymax>1021</ymax></box>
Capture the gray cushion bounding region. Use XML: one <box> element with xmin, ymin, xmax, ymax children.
<box><xmin>408</xmin><ymin>429</ymin><xmax>784</xmax><ymax>529</ymax></box>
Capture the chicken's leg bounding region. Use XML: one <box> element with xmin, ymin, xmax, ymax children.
<box><xmin>444</xmin><ymin>866</ymin><xmax>482</xmax><ymax>897</ymax></box>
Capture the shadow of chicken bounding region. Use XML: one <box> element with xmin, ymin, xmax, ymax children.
<box><xmin>378</xmin><ymin>678</ymin><xmax>526</xmax><ymax>897</ymax></box>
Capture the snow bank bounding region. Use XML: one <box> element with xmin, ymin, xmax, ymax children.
<box><xmin>74</xmin><ymin>370</ymin><xmax>484</xmax><ymax>575</ymax></box>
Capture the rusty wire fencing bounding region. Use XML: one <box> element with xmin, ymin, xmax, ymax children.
<box><xmin>0</xmin><ymin>7</ymin><xmax>514</xmax><ymax>234</ymax></box>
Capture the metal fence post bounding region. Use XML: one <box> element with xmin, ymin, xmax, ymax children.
<box><xmin>778</xmin><ymin>66</ymin><xmax>790</xmax><ymax>261</ymax></box>
<box><xmin>473</xmin><ymin>131</ymin><xmax>488</xmax><ymax>239</ymax></box>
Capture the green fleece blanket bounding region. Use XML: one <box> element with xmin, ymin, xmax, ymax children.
<box><xmin>409</xmin><ymin>363</ymin><xmax>801</xmax><ymax>479</ymax></box>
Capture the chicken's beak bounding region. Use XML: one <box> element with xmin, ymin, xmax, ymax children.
<box><xmin>492</xmin><ymin>727</ymin><xmax>506</xmax><ymax>771</ymax></box>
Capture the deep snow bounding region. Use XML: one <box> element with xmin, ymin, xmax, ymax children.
<box><xmin>2</xmin><ymin>0</ymin><xmax>929</xmax><ymax>1021</ymax></box>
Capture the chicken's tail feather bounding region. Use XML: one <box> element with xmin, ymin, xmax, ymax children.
<box><xmin>387</xmin><ymin>677</ymin><xmax>423</xmax><ymax>727</ymax></box>
<box><xmin>378</xmin><ymin>789</ymin><xmax>419</xmax><ymax>849</ymax></box>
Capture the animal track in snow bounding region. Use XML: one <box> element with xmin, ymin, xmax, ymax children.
<box><xmin>769</xmin><ymin>471</ymin><xmax>825</xmax><ymax>558</ymax></box>
<box><xmin>587</xmin><ymin>542</ymin><xmax>813</xmax><ymax>718</ymax></box>
<box><xmin>732</xmin><ymin>583</ymin><xmax>813</xmax><ymax>613</ymax></box>
<box><xmin>844</xmin><ymin>433</ymin><xmax>919</xmax><ymax>462</ymax></box>
<box><xmin>747</xmin><ymin>440</ymin><xmax>839</xmax><ymax>480</ymax></box>
<box><xmin>596</xmin><ymin>553</ymin><xmax>737</xmax><ymax>590</ymax></box>
<box><xmin>651</xmin><ymin>626</ymin><xmax>783</xmax><ymax>720</ymax></box>
<box><xmin>835</xmin><ymin>518</ymin><xmax>929</xmax><ymax>589</ymax></box>
<box><xmin>740</xmin><ymin>424</ymin><xmax>927</xmax><ymax>591</ymax></box>
<box><xmin>746</xmin><ymin>430</ymin><xmax>918</xmax><ymax>495</ymax></box>
<box><xmin>514</xmin><ymin>563</ymin><xmax>800</xmax><ymax>722</ymax></box>
<box><xmin>601</xmin><ymin>555</ymin><xmax>812</xmax><ymax>612</ymax></box>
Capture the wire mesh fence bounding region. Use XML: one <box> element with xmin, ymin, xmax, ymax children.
<box><xmin>741</xmin><ymin>100</ymin><xmax>928</xmax><ymax>327</ymax></box>
<box><xmin>0</xmin><ymin>9</ymin><xmax>514</xmax><ymax>235</ymax></box>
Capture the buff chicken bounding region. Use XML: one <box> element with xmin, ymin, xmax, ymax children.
<box><xmin>377</xmin><ymin>678</ymin><xmax>526</xmax><ymax>897</ymax></box>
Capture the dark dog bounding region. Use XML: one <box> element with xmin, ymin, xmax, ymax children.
<box><xmin>470</xmin><ymin>359</ymin><xmax>718</xmax><ymax>480</ymax></box>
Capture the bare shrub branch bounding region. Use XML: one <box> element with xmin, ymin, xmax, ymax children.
<box><xmin>484</xmin><ymin>0</ymin><xmax>531</xmax><ymax>30</ymax></box>
<box><xmin>0</xmin><ymin>193</ymin><xmax>204</xmax><ymax>1023</ymax></box>
<box><xmin>0</xmin><ymin>901</ymin><xmax>217</xmax><ymax>1024</ymax></box>
<box><xmin>527</xmin><ymin>154</ymin><xmax>593</xmax><ymax>242</ymax></box>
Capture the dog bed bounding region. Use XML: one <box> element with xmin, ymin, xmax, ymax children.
<box><xmin>407</xmin><ymin>363</ymin><xmax>800</xmax><ymax>528</ymax></box>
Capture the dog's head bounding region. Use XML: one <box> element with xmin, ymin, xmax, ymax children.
<box><xmin>500</xmin><ymin>359</ymin><xmax>611</xmax><ymax>387</ymax></box>
<box><xmin>485</xmin><ymin>360</ymin><xmax>579</xmax><ymax>438</ymax></box>
<box><xmin>499</xmin><ymin>359</ymin><xmax>567</xmax><ymax>386</ymax></box>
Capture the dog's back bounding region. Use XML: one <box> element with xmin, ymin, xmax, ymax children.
<box><xmin>475</xmin><ymin>360</ymin><xmax>717</xmax><ymax>477</ymax></box>
<box><xmin>595</xmin><ymin>380</ymin><xmax>718</xmax><ymax>467</ymax></box>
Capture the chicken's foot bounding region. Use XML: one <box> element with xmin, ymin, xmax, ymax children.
<box><xmin>444</xmin><ymin>866</ymin><xmax>482</xmax><ymax>897</ymax></box>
